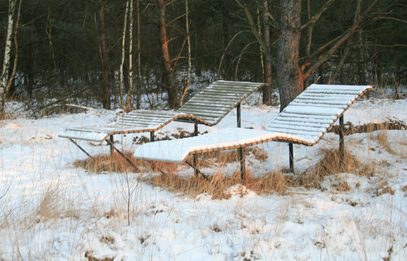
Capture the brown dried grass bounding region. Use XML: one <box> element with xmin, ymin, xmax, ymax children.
<box><xmin>375</xmin><ymin>132</ymin><xmax>398</xmax><ymax>155</ymax></box>
<box><xmin>36</xmin><ymin>184</ymin><xmax>79</xmax><ymax>221</ymax></box>
<box><xmin>73</xmin><ymin>152</ymin><xmax>178</xmax><ymax>174</ymax></box>
<box><xmin>289</xmin><ymin>148</ymin><xmax>374</xmax><ymax>189</ymax></box>
<box><xmin>0</xmin><ymin>112</ymin><xmax>6</xmax><ymax>120</ymax></box>
<box><xmin>192</xmin><ymin>146</ymin><xmax>268</xmax><ymax>168</ymax></box>
<box><xmin>146</xmin><ymin>170</ymin><xmax>286</xmax><ymax>199</ymax></box>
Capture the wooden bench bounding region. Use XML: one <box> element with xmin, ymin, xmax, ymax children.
<box><xmin>59</xmin><ymin>80</ymin><xmax>265</xmax><ymax>159</ymax></box>
<box><xmin>134</xmin><ymin>84</ymin><xmax>373</xmax><ymax>181</ymax></box>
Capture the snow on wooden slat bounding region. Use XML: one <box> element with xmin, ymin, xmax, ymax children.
<box><xmin>307</xmin><ymin>84</ymin><xmax>369</xmax><ymax>92</ymax></box>
<box><xmin>134</xmin><ymin>128</ymin><xmax>312</xmax><ymax>163</ymax></box>
<box><xmin>59</xmin><ymin>130</ymin><xmax>109</xmax><ymax>142</ymax></box>
<box><xmin>134</xmin><ymin>84</ymin><xmax>372</xmax><ymax>163</ymax></box>
<box><xmin>178</xmin><ymin>103</ymin><xmax>233</xmax><ymax>111</ymax></box>
<box><xmin>180</xmin><ymin>99</ymin><xmax>237</xmax><ymax>106</ymax></box>
<box><xmin>271</xmin><ymin>118</ymin><xmax>328</xmax><ymax>128</ymax></box>
<box><xmin>291</xmin><ymin>99</ymin><xmax>350</xmax><ymax>106</ymax></box>
<box><xmin>289</xmin><ymin>103</ymin><xmax>348</xmax><ymax>110</ymax></box>
<box><xmin>267</xmin><ymin>123</ymin><xmax>327</xmax><ymax>134</ymax></box>
<box><xmin>277</xmin><ymin>112</ymin><xmax>336</xmax><ymax>121</ymax></box>
<box><xmin>283</xmin><ymin>106</ymin><xmax>344</xmax><ymax>116</ymax></box>
<box><xmin>267</xmin><ymin>126</ymin><xmax>323</xmax><ymax>137</ymax></box>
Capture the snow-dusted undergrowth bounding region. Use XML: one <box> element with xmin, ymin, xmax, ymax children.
<box><xmin>0</xmin><ymin>96</ymin><xmax>406</xmax><ymax>260</ymax></box>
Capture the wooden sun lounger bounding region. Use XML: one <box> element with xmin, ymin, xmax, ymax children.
<box><xmin>59</xmin><ymin>80</ymin><xmax>265</xmax><ymax>159</ymax></box>
<box><xmin>134</xmin><ymin>84</ymin><xmax>372</xmax><ymax>181</ymax></box>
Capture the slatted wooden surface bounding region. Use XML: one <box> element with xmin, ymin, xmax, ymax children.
<box><xmin>177</xmin><ymin>80</ymin><xmax>265</xmax><ymax>125</ymax></box>
<box><xmin>267</xmin><ymin>84</ymin><xmax>372</xmax><ymax>145</ymax></box>
<box><xmin>59</xmin><ymin>80</ymin><xmax>264</xmax><ymax>142</ymax></box>
<box><xmin>134</xmin><ymin>84</ymin><xmax>372</xmax><ymax>162</ymax></box>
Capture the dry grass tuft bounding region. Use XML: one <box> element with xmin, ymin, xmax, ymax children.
<box><xmin>74</xmin><ymin>152</ymin><xmax>178</xmax><ymax>174</ymax></box>
<box><xmin>336</xmin><ymin>179</ymin><xmax>351</xmax><ymax>192</ymax></box>
<box><xmin>36</xmin><ymin>184</ymin><xmax>79</xmax><ymax>221</ymax></box>
<box><xmin>146</xmin><ymin>170</ymin><xmax>286</xmax><ymax>199</ymax></box>
<box><xmin>192</xmin><ymin>146</ymin><xmax>268</xmax><ymax>168</ymax></box>
<box><xmin>251</xmin><ymin>146</ymin><xmax>269</xmax><ymax>161</ymax></box>
<box><xmin>0</xmin><ymin>112</ymin><xmax>6</xmax><ymax>120</ymax></box>
<box><xmin>401</xmin><ymin>184</ymin><xmax>407</xmax><ymax>194</ymax></box>
<box><xmin>375</xmin><ymin>132</ymin><xmax>398</xmax><ymax>155</ymax></box>
<box><xmin>374</xmin><ymin>181</ymin><xmax>395</xmax><ymax>196</ymax></box>
<box><xmin>289</xmin><ymin>148</ymin><xmax>374</xmax><ymax>189</ymax></box>
<box><xmin>84</xmin><ymin>250</ymin><xmax>114</xmax><ymax>261</ymax></box>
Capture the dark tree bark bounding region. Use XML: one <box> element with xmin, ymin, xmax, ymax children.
<box><xmin>157</xmin><ymin>0</ymin><xmax>178</xmax><ymax>109</ymax></box>
<box><xmin>276</xmin><ymin>0</ymin><xmax>302</xmax><ymax>111</ymax></box>
<box><xmin>262</xmin><ymin>0</ymin><xmax>273</xmax><ymax>105</ymax></box>
<box><xmin>97</xmin><ymin>0</ymin><xmax>111</xmax><ymax>109</ymax></box>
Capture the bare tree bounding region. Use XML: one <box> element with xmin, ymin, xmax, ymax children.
<box><xmin>235</xmin><ymin>0</ymin><xmax>273</xmax><ymax>105</ymax></box>
<box><xmin>96</xmin><ymin>0</ymin><xmax>111</xmax><ymax>109</ymax></box>
<box><xmin>120</xmin><ymin>1</ymin><xmax>129</xmax><ymax>108</ymax></box>
<box><xmin>276</xmin><ymin>0</ymin><xmax>379</xmax><ymax>110</ymax></box>
<box><xmin>180</xmin><ymin>0</ymin><xmax>192</xmax><ymax>106</ymax></box>
<box><xmin>135</xmin><ymin>0</ymin><xmax>142</xmax><ymax>109</ymax></box>
<box><xmin>276</xmin><ymin>0</ymin><xmax>302</xmax><ymax>111</ymax></box>
<box><xmin>0</xmin><ymin>0</ymin><xmax>17</xmax><ymax>114</ymax></box>
<box><xmin>126</xmin><ymin>0</ymin><xmax>134</xmax><ymax>109</ymax></box>
<box><xmin>157</xmin><ymin>0</ymin><xmax>178</xmax><ymax>109</ymax></box>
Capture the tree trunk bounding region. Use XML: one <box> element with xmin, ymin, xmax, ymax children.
<box><xmin>276</xmin><ymin>0</ymin><xmax>302</xmax><ymax>111</ymax></box>
<box><xmin>262</xmin><ymin>0</ymin><xmax>273</xmax><ymax>105</ymax></box>
<box><xmin>126</xmin><ymin>0</ymin><xmax>134</xmax><ymax>109</ymax></box>
<box><xmin>136</xmin><ymin>0</ymin><xmax>141</xmax><ymax>109</ymax></box>
<box><xmin>0</xmin><ymin>0</ymin><xmax>16</xmax><ymax>113</ymax></box>
<box><xmin>120</xmin><ymin>1</ymin><xmax>129</xmax><ymax>108</ymax></box>
<box><xmin>180</xmin><ymin>0</ymin><xmax>191</xmax><ymax>106</ymax></box>
<box><xmin>157</xmin><ymin>0</ymin><xmax>178</xmax><ymax>109</ymax></box>
<box><xmin>97</xmin><ymin>0</ymin><xmax>111</xmax><ymax>109</ymax></box>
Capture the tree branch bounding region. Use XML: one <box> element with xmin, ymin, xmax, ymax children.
<box><xmin>301</xmin><ymin>0</ymin><xmax>336</xmax><ymax>30</ymax></box>
<box><xmin>304</xmin><ymin>0</ymin><xmax>379</xmax><ymax>79</ymax></box>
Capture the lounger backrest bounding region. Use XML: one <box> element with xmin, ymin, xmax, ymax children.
<box><xmin>267</xmin><ymin>84</ymin><xmax>372</xmax><ymax>145</ymax></box>
<box><xmin>177</xmin><ymin>80</ymin><xmax>265</xmax><ymax>126</ymax></box>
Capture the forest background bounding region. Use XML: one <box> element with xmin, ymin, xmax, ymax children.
<box><xmin>0</xmin><ymin>0</ymin><xmax>406</xmax><ymax>114</ymax></box>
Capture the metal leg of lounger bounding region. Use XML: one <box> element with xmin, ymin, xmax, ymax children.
<box><xmin>237</xmin><ymin>102</ymin><xmax>241</xmax><ymax>128</ymax></box>
<box><xmin>289</xmin><ymin>143</ymin><xmax>294</xmax><ymax>173</ymax></box>
<box><xmin>105</xmin><ymin>139</ymin><xmax>138</xmax><ymax>170</ymax></box>
<box><xmin>239</xmin><ymin>147</ymin><xmax>246</xmax><ymax>183</ymax></box>
<box><xmin>186</xmin><ymin>157</ymin><xmax>208</xmax><ymax>179</ymax></box>
<box><xmin>109</xmin><ymin>135</ymin><xmax>114</xmax><ymax>154</ymax></box>
<box><xmin>69</xmin><ymin>138</ymin><xmax>94</xmax><ymax>159</ymax></box>
<box><xmin>236</xmin><ymin>103</ymin><xmax>245</xmax><ymax>182</ymax></box>
<box><xmin>150</xmin><ymin>131</ymin><xmax>155</xmax><ymax>142</ymax></box>
<box><xmin>193</xmin><ymin>154</ymin><xmax>199</xmax><ymax>176</ymax></box>
<box><xmin>339</xmin><ymin>115</ymin><xmax>345</xmax><ymax>171</ymax></box>
<box><xmin>194</xmin><ymin>123</ymin><xmax>199</xmax><ymax>136</ymax></box>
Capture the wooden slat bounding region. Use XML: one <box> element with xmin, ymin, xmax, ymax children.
<box><xmin>272</xmin><ymin>117</ymin><xmax>332</xmax><ymax>127</ymax></box>
<box><xmin>289</xmin><ymin>102</ymin><xmax>348</xmax><ymax>109</ymax></box>
<box><xmin>268</xmin><ymin>123</ymin><xmax>326</xmax><ymax>134</ymax></box>
<box><xmin>307</xmin><ymin>84</ymin><xmax>369</xmax><ymax>92</ymax></box>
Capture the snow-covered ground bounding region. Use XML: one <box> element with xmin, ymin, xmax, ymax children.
<box><xmin>0</xmin><ymin>96</ymin><xmax>406</xmax><ymax>260</ymax></box>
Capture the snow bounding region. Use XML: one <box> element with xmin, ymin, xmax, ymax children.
<box><xmin>135</xmin><ymin>128</ymin><xmax>308</xmax><ymax>162</ymax></box>
<box><xmin>0</xmin><ymin>96</ymin><xmax>406</xmax><ymax>260</ymax></box>
<box><xmin>135</xmin><ymin>84</ymin><xmax>371</xmax><ymax>163</ymax></box>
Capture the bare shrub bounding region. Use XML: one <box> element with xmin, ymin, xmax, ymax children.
<box><xmin>146</xmin><ymin>170</ymin><xmax>286</xmax><ymax>199</ymax></box>
<box><xmin>289</xmin><ymin>148</ymin><xmax>374</xmax><ymax>189</ymax></box>
<box><xmin>74</xmin><ymin>152</ymin><xmax>178</xmax><ymax>174</ymax></box>
<box><xmin>402</xmin><ymin>184</ymin><xmax>407</xmax><ymax>193</ymax></box>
